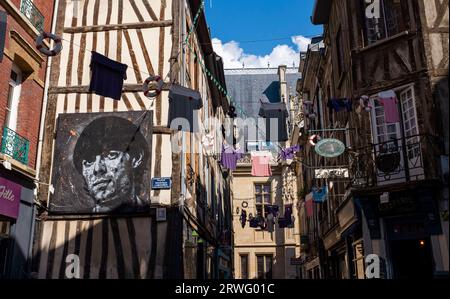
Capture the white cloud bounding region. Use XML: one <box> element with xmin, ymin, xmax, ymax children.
<box><xmin>291</xmin><ymin>35</ymin><xmax>311</xmax><ymax>52</ymax></box>
<box><xmin>212</xmin><ymin>35</ymin><xmax>311</xmax><ymax>69</ymax></box>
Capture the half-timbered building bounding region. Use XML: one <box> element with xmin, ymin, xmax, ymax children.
<box><xmin>32</xmin><ymin>0</ymin><xmax>232</xmax><ymax>279</ymax></box>
<box><xmin>294</xmin><ymin>0</ymin><xmax>449</xmax><ymax>279</ymax></box>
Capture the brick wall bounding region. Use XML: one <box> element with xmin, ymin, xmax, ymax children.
<box><xmin>1</xmin><ymin>0</ymin><xmax>54</xmax><ymax>170</ymax></box>
<box><xmin>10</xmin><ymin>0</ymin><xmax>54</xmax><ymax>33</ymax></box>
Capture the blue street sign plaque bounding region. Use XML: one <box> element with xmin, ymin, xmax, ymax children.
<box><xmin>151</xmin><ymin>178</ymin><xmax>172</xmax><ymax>190</ymax></box>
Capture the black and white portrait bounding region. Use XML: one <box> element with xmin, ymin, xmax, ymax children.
<box><xmin>49</xmin><ymin>111</ymin><xmax>153</xmax><ymax>214</ymax></box>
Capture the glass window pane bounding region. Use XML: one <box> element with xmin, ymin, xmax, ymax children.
<box><xmin>256</xmin><ymin>195</ymin><xmax>262</xmax><ymax>203</ymax></box>
<box><xmin>240</xmin><ymin>255</ymin><xmax>248</xmax><ymax>279</ymax></box>
<box><xmin>265</xmin><ymin>256</ymin><xmax>273</xmax><ymax>279</ymax></box>
<box><xmin>264</xmin><ymin>195</ymin><xmax>271</xmax><ymax>204</ymax></box>
<box><xmin>257</xmin><ymin>256</ymin><xmax>264</xmax><ymax>279</ymax></box>
<box><xmin>263</xmin><ymin>185</ymin><xmax>270</xmax><ymax>193</ymax></box>
<box><xmin>256</xmin><ymin>206</ymin><xmax>263</xmax><ymax>217</ymax></box>
<box><xmin>255</xmin><ymin>185</ymin><xmax>262</xmax><ymax>194</ymax></box>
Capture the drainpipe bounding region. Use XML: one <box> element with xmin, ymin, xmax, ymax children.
<box><xmin>180</xmin><ymin>0</ymin><xmax>187</xmax><ymax>278</ymax></box>
<box><xmin>29</xmin><ymin>0</ymin><xmax>59</xmax><ymax>273</ymax></box>
<box><xmin>180</xmin><ymin>0</ymin><xmax>186</xmax><ymax>200</ymax></box>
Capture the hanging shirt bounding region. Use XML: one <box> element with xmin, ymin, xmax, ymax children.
<box><xmin>202</xmin><ymin>134</ymin><xmax>215</xmax><ymax>154</ymax></box>
<box><xmin>266</xmin><ymin>205</ymin><xmax>280</xmax><ymax>217</ymax></box>
<box><xmin>251</xmin><ymin>152</ymin><xmax>272</xmax><ymax>177</ymax></box>
<box><xmin>313</xmin><ymin>186</ymin><xmax>328</xmax><ymax>203</ymax></box>
<box><xmin>258</xmin><ymin>216</ymin><xmax>267</xmax><ymax>230</ymax></box>
<box><xmin>89</xmin><ymin>51</ymin><xmax>128</xmax><ymax>100</ymax></box>
<box><xmin>327</xmin><ymin>98</ymin><xmax>353</xmax><ymax>113</ymax></box>
<box><xmin>240</xmin><ymin>210</ymin><xmax>247</xmax><ymax>228</ymax></box>
<box><xmin>259</xmin><ymin>102</ymin><xmax>289</xmax><ymax>142</ymax></box>
<box><xmin>378</xmin><ymin>90</ymin><xmax>400</xmax><ymax>123</ymax></box>
<box><xmin>220</xmin><ymin>144</ymin><xmax>243</xmax><ymax>171</ymax></box>
<box><xmin>278</xmin><ymin>218</ymin><xmax>288</xmax><ymax>229</ymax></box>
<box><xmin>168</xmin><ymin>84</ymin><xmax>203</xmax><ymax>132</ymax></box>
<box><xmin>284</xmin><ymin>205</ymin><xmax>293</xmax><ymax>219</ymax></box>
<box><xmin>266</xmin><ymin>213</ymin><xmax>275</xmax><ymax>233</ymax></box>
<box><xmin>280</xmin><ymin>144</ymin><xmax>302</xmax><ymax>160</ymax></box>
<box><xmin>305</xmin><ymin>193</ymin><xmax>314</xmax><ymax>217</ymax></box>
<box><xmin>288</xmin><ymin>215</ymin><xmax>295</xmax><ymax>229</ymax></box>
<box><xmin>249</xmin><ymin>217</ymin><xmax>259</xmax><ymax>228</ymax></box>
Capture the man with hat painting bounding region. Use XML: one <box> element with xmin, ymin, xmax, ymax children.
<box><xmin>72</xmin><ymin>116</ymin><xmax>149</xmax><ymax>213</ymax></box>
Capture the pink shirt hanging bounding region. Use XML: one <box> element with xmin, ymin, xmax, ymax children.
<box><xmin>251</xmin><ymin>155</ymin><xmax>272</xmax><ymax>177</ymax></box>
<box><xmin>305</xmin><ymin>193</ymin><xmax>314</xmax><ymax>217</ymax></box>
<box><xmin>378</xmin><ymin>90</ymin><xmax>400</xmax><ymax>123</ymax></box>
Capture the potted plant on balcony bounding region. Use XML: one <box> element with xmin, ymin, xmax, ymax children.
<box><xmin>375</xmin><ymin>140</ymin><xmax>401</xmax><ymax>174</ymax></box>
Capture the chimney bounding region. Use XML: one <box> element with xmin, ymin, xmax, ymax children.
<box><xmin>278</xmin><ymin>65</ymin><xmax>287</xmax><ymax>103</ymax></box>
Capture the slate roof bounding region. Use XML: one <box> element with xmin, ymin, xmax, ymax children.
<box><xmin>225</xmin><ymin>68</ymin><xmax>300</xmax><ymax>119</ymax></box>
<box><xmin>225</xmin><ymin>68</ymin><xmax>300</xmax><ymax>142</ymax></box>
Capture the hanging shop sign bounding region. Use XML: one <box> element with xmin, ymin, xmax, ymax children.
<box><xmin>380</xmin><ymin>192</ymin><xmax>390</xmax><ymax>204</ymax></box>
<box><xmin>0</xmin><ymin>175</ymin><xmax>21</xmax><ymax>219</ymax></box>
<box><xmin>315</xmin><ymin>168</ymin><xmax>349</xmax><ymax>179</ymax></box>
<box><xmin>314</xmin><ymin>138</ymin><xmax>346</xmax><ymax>158</ymax></box>
<box><xmin>151</xmin><ymin>177</ymin><xmax>172</xmax><ymax>190</ymax></box>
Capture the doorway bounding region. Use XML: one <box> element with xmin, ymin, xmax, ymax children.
<box><xmin>389</xmin><ymin>238</ymin><xmax>434</xmax><ymax>279</ymax></box>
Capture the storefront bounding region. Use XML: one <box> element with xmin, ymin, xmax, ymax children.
<box><xmin>0</xmin><ymin>169</ymin><xmax>36</xmax><ymax>279</ymax></box>
<box><xmin>359</xmin><ymin>187</ymin><xmax>445</xmax><ymax>279</ymax></box>
<box><xmin>337</xmin><ymin>194</ymin><xmax>364</xmax><ymax>279</ymax></box>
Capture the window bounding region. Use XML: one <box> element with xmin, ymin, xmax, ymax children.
<box><xmin>373</xmin><ymin>99</ymin><xmax>399</xmax><ymax>145</ymax></box>
<box><xmin>255</xmin><ymin>184</ymin><xmax>271</xmax><ymax>218</ymax></box>
<box><xmin>5</xmin><ymin>65</ymin><xmax>23</xmax><ymax>131</ymax></box>
<box><xmin>400</xmin><ymin>87</ymin><xmax>420</xmax><ymax>160</ymax></box>
<box><xmin>246</xmin><ymin>141</ymin><xmax>260</xmax><ymax>152</ymax></box>
<box><xmin>363</xmin><ymin>0</ymin><xmax>406</xmax><ymax>45</ymax></box>
<box><xmin>256</xmin><ymin>255</ymin><xmax>273</xmax><ymax>279</ymax></box>
<box><xmin>240</xmin><ymin>255</ymin><xmax>249</xmax><ymax>279</ymax></box>
<box><xmin>246</xmin><ymin>141</ymin><xmax>275</xmax><ymax>153</ymax></box>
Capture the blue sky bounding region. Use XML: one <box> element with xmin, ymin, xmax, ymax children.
<box><xmin>204</xmin><ymin>0</ymin><xmax>323</xmax><ymax>68</ymax></box>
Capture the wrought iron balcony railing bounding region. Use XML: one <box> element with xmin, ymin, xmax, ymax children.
<box><xmin>349</xmin><ymin>134</ymin><xmax>438</xmax><ymax>189</ymax></box>
<box><xmin>20</xmin><ymin>0</ymin><xmax>44</xmax><ymax>32</ymax></box>
<box><xmin>1</xmin><ymin>127</ymin><xmax>30</xmax><ymax>165</ymax></box>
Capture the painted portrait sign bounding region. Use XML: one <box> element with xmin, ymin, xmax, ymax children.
<box><xmin>49</xmin><ymin>111</ymin><xmax>153</xmax><ymax>214</ymax></box>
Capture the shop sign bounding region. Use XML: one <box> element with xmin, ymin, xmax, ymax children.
<box><xmin>151</xmin><ymin>177</ymin><xmax>172</xmax><ymax>190</ymax></box>
<box><xmin>380</xmin><ymin>192</ymin><xmax>390</xmax><ymax>204</ymax></box>
<box><xmin>315</xmin><ymin>168</ymin><xmax>349</xmax><ymax>179</ymax></box>
<box><xmin>0</xmin><ymin>176</ymin><xmax>21</xmax><ymax>219</ymax></box>
<box><xmin>315</xmin><ymin>138</ymin><xmax>346</xmax><ymax>158</ymax></box>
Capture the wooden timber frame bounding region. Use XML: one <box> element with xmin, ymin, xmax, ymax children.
<box><xmin>32</xmin><ymin>0</ymin><xmax>187</xmax><ymax>279</ymax></box>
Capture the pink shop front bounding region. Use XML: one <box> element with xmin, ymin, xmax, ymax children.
<box><xmin>0</xmin><ymin>169</ymin><xmax>36</xmax><ymax>279</ymax></box>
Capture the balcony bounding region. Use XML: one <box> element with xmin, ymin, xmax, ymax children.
<box><xmin>20</xmin><ymin>0</ymin><xmax>44</xmax><ymax>32</ymax></box>
<box><xmin>1</xmin><ymin>127</ymin><xmax>30</xmax><ymax>165</ymax></box>
<box><xmin>349</xmin><ymin>134</ymin><xmax>439</xmax><ymax>190</ymax></box>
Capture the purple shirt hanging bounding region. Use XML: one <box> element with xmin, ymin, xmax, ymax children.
<box><xmin>220</xmin><ymin>144</ymin><xmax>243</xmax><ymax>171</ymax></box>
<box><xmin>280</xmin><ymin>144</ymin><xmax>302</xmax><ymax>160</ymax></box>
